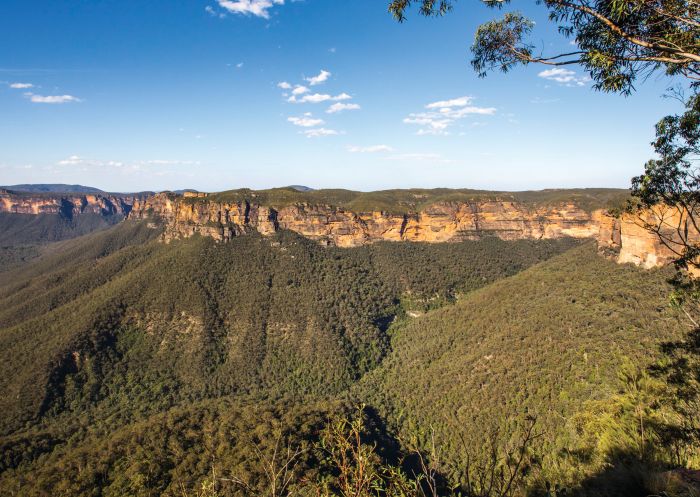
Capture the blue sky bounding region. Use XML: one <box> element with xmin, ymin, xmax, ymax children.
<box><xmin>0</xmin><ymin>0</ymin><xmax>687</xmax><ymax>192</ymax></box>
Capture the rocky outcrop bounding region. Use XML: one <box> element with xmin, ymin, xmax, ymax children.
<box><xmin>129</xmin><ymin>192</ymin><xmax>599</xmax><ymax>249</ymax></box>
<box><xmin>129</xmin><ymin>193</ymin><xmax>615</xmax><ymax>247</ymax></box>
<box><xmin>616</xmin><ymin>205</ymin><xmax>700</xmax><ymax>274</ymax></box>
<box><xmin>128</xmin><ymin>192</ymin><xmax>700</xmax><ymax>274</ymax></box>
<box><xmin>5</xmin><ymin>186</ymin><xmax>693</xmax><ymax>273</ymax></box>
<box><xmin>0</xmin><ymin>188</ymin><xmax>144</xmax><ymax>218</ymax></box>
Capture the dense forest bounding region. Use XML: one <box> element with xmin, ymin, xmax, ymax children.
<box><xmin>0</xmin><ymin>212</ymin><xmax>124</xmax><ymax>271</ymax></box>
<box><xmin>0</xmin><ymin>219</ymin><xmax>697</xmax><ymax>497</ymax></box>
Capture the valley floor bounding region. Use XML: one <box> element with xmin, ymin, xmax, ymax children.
<box><xmin>0</xmin><ymin>221</ymin><xmax>698</xmax><ymax>497</ymax></box>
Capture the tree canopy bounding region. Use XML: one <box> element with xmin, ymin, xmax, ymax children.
<box><xmin>631</xmin><ymin>91</ymin><xmax>700</xmax><ymax>270</ymax></box>
<box><xmin>389</xmin><ymin>0</ymin><xmax>699</xmax><ymax>94</ymax></box>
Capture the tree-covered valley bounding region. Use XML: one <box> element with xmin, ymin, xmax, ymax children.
<box><xmin>0</xmin><ymin>216</ymin><xmax>697</xmax><ymax>497</ymax></box>
<box><xmin>1</xmin><ymin>0</ymin><xmax>698</xmax><ymax>494</ymax></box>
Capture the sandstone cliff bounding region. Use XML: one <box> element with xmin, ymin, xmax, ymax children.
<box><xmin>3</xmin><ymin>186</ymin><xmax>688</xmax><ymax>273</ymax></box>
<box><xmin>129</xmin><ymin>192</ymin><xmax>615</xmax><ymax>247</ymax></box>
<box><xmin>0</xmin><ymin>188</ymin><xmax>143</xmax><ymax>218</ymax></box>
<box><xmin>127</xmin><ymin>191</ymin><xmax>700</xmax><ymax>274</ymax></box>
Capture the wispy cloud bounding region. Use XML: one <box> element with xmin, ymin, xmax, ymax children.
<box><xmin>305</xmin><ymin>69</ymin><xmax>331</xmax><ymax>86</ymax></box>
<box><xmin>289</xmin><ymin>92</ymin><xmax>351</xmax><ymax>104</ymax></box>
<box><xmin>404</xmin><ymin>96</ymin><xmax>496</xmax><ymax>135</ymax></box>
<box><xmin>56</xmin><ymin>155</ymin><xmax>200</xmax><ymax>172</ymax></box>
<box><xmin>57</xmin><ymin>155</ymin><xmax>128</xmax><ymax>167</ymax></box>
<box><xmin>303</xmin><ymin>128</ymin><xmax>341</xmax><ymax>138</ymax></box>
<box><xmin>288</xmin><ymin>113</ymin><xmax>325</xmax><ymax>127</ymax></box>
<box><xmin>278</xmin><ymin>69</ymin><xmax>358</xmax><ymax>137</ymax></box>
<box><xmin>425</xmin><ymin>96</ymin><xmax>473</xmax><ymax>109</ymax></box>
<box><xmin>9</xmin><ymin>82</ymin><xmax>33</xmax><ymax>89</ymax></box>
<box><xmin>215</xmin><ymin>0</ymin><xmax>284</xmax><ymax>19</ymax></box>
<box><xmin>291</xmin><ymin>85</ymin><xmax>309</xmax><ymax>96</ymax></box>
<box><xmin>537</xmin><ymin>68</ymin><xmax>590</xmax><ymax>87</ymax></box>
<box><xmin>205</xmin><ymin>5</ymin><xmax>226</xmax><ymax>17</ymax></box>
<box><xmin>347</xmin><ymin>145</ymin><xmax>394</xmax><ymax>153</ymax></box>
<box><xmin>327</xmin><ymin>102</ymin><xmax>360</xmax><ymax>114</ymax></box>
<box><xmin>25</xmin><ymin>93</ymin><xmax>81</xmax><ymax>104</ymax></box>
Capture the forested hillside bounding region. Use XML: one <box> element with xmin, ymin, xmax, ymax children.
<box><xmin>358</xmin><ymin>244</ymin><xmax>694</xmax><ymax>493</ymax></box>
<box><xmin>0</xmin><ymin>221</ymin><xmax>696</xmax><ymax>496</ymax></box>
<box><xmin>0</xmin><ymin>212</ymin><xmax>124</xmax><ymax>271</ymax></box>
<box><xmin>0</xmin><ymin>221</ymin><xmax>585</xmax><ymax>496</ymax></box>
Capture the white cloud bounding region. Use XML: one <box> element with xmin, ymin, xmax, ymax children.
<box><xmin>303</xmin><ymin>128</ymin><xmax>340</xmax><ymax>138</ymax></box>
<box><xmin>277</xmin><ymin>81</ymin><xmax>292</xmax><ymax>90</ymax></box>
<box><xmin>305</xmin><ymin>69</ymin><xmax>331</xmax><ymax>86</ymax></box>
<box><xmin>56</xmin><ymin>156</ymin><xmax>200</xmax><ymax>171</ymax></box>
<box><xmin>236</xmin><ymin>62</ymin><xmax>244</xmax><ymax>69</ymax></box>
<box><xmin>205</xmin><ymin>5</ymin><xmax>226</xmax><ymax>17</ymax></box>
<box><xmin>9</xmin><ymin>82</ymin><xmax>33</xmax><ymax>89</ymax></box>
<box><xmin>25</xmin><ymin>93</ymin><xmax>81</xmax><ymax>104</ymax></box>
<box><xmin>57</xmin><ymin>155</ymin><xmax>84</xmax><ymax>166</ymax></box>
<box><xmin>403</xmin><ymin>115</ymin><xmax>452</xmax><ymax>135</ymax></box>
<box><xmin>347</xmin><ymin>145</ymin><xmax>394</xmax><ymax>153</ymax></box>
<box><xmin>404</xmin><ymin>96</ymin><xmax>496</xmax><ymax>135</ymax></box>
<box><xmin>425</xmin><ymin>96</ymin><xmax>473</xmax><ymax>109</ymax></box>
<box><xmin>216</xmin><ymin>0</ymin><xmax>284</xmax><ymax>19</ymax></box>
<box><xmin>289</xmin><ymin>92</ymin><xmax>351</xmax><ymax>104</ymax></box>
<box><xmin>292</xmin><ymin>85</ymin><xmax>309</xmax><ymax>95</ymax></box>
<box><xmin>57</xmin><ymin>156</ymin><xmax>125</xmax><ymax>168</ymax></box>
<box><xmin>537</xmin><ymin>68</ymin><xmax>590</xmax><ymax>87</ymax></box>
<box><xmin>440</xmin><ymin>106</ymin><xmax>497</xmax><ymax>117</ymax></box>
<box><xmin>288</xmin><ymin>114</ymin><xmax>325</xmax><ymax>127</ymax></box>
<box><xmin>327</xmin><ymin>102</ymin><xmax>360</xmax><ymax>114</ymax></box>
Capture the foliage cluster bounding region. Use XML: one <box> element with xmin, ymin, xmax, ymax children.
<box><xmin>200</xmin><ymin>188</ymin><xmax>629</xmax><ymax>215</ymax></box>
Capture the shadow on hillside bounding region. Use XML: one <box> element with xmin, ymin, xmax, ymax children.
<box><xmin>563</xmin><ymin>455</ymin><xmax>652</xmax><ymax>497</ymax></box>
<box><xmin>560</xmin><ymin>455</ymin><xmax>700</xmax><ymax>497</ymax></box>
<box><xmin>559</xmin><ymin>318</ymin><xmax>700</xmax><ymax>497</ymax></box>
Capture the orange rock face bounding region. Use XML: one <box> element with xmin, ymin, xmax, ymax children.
<box><xmin>5</xmin><ymin>187</ymin><xmax>694</xmax><ymax>273</ymax></box>
<box><xmin>617</xmin><ymin>205</ymin><xmax>700</xmax><ymax>274</ymax></box>
<box><xmin>128</xmin><ymin>193</ymin><xmax>700</xmax><ymax>274</ymax></box>
<box><xmin>129</xmin><ymin>193</ymin><xmax>613</xmax><ymax>247</ymax></box>
<box><xmin>0</xmin><ymin>189</ymin><xmax>140</xmax><ymax>217</ymax></box>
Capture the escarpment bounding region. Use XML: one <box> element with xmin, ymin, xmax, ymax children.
<box><xmin>129</xmin><ymin>192</ymin><xmax>612</xmax><ymax>247</ymax></box>
<box><xmin>127</xmin><ymin>190</ymin><xmax>700</xmax><ymax>273</ymax></box>
<box><xmin>4</xmin><ymin>185</ymin><xmax>691</xmax><ymax>273</ymax></box>
<box><xmin>0</xmin><ymin>188</ymin><xmax>145</xmax><ymax>218</ymax></box>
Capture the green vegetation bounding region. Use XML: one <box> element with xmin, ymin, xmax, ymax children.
<box><xmin>0</xmin><ymin>212</ymin><xmax>124</xmax><ymax>247</ymax></box>
<box><xmin>389</xmin><ymin>0</ymin><xmax>699</xmax><ymax>95</ymax></box>
<box><xmin>0</xmin><ymin>220</ymin><xmax>697</xmax><ymax>496</ymax></box>
<box><xmin>199</xmin><ymin>187</ymin><xmax>629</xmax><ymax>215</ymax></box>
<box><xmin>0</xmin><ymin>212</ymin><xmax>125</xmax><ymax>271</ymax></box>
<box><xmin>357</xmin><ymin>243</ymin><xmax>697</xmax><ymax>492</ymax></box>
<box><xmin>630</xmin><ymin>92</ymin><xmax>700</xmax><ymax>271</ymax></box>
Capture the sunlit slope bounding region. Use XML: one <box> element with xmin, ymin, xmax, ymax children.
<box><xmin>360</xmin><ymin>243</ymin><xmax>687</xmax><ymax>463</ymax></box>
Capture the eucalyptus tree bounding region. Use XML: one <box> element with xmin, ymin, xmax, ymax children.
<box><xmin>388</xmin><ymin>0</ymin><xmax>699</xmax><ymax>94</ymax></box>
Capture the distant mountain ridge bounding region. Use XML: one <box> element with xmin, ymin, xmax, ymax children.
<box><xmin>2</xmin><ymin>184</ymin><xmax>106</xmax><ymax>194</ymax></box>
<box><xmin>0</xmin><ymin>188</ymin><xmax>151</xmax><ymax>248</ymax></box>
